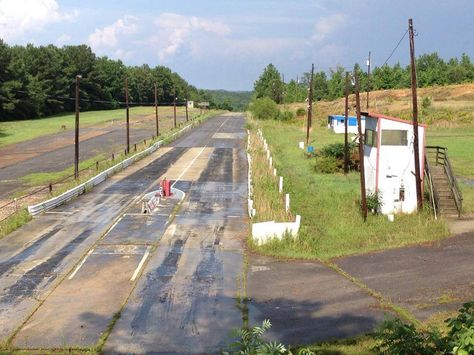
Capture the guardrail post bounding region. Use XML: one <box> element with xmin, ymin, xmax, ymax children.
<box><xmin>95</xmin><ymin>161</ymin><xmax>99</xmax><ymax>171</ymax></box>
<box><xmin>112</xmin><ymin>153</ymin><xmax>115</xmax><ymax>161</ymax></box>
<box><xmin>49</xmin><ymin>183</ymin><xmax>53</xmax><ymax>194</ymax></box>
<box><xmin>134</xmin><ymin>144</ymin><xmax>137</xmax><ymax>152</ymax></box>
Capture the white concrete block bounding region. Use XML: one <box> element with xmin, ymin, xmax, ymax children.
<box><xmin>251</xmin><ymin>215</ymin><xmax>301</xmax><ymax>245</ymax></box>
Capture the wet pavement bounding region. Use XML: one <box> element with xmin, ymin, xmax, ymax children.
<box><xmin>104</xmin><ymin>115</ymin><xmax>249</xmax><ymax>353</ymax></box>
<box><xmin>0</xmin><ymin>115</ymin><xmax>227</xmax><ymax>345</ymax></box>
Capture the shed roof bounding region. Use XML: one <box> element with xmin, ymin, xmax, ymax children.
<box><xmin>362</xmin><ymin>111</ymin><xmax>427</xmax><ymax>128</ymax></box>
<box><xmin>328</xmin><ymin>114</ymin><xmax>365</xmax><ymax>120</ymax></box>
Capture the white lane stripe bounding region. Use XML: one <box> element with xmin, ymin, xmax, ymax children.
<box><xmin>107</xmin><ymin>215</ymin><xmax>123</xmax><ymax>233</ymax></box>
<box><xmin>131</xmin><ymin>246</ymin><xmax>151</xmax><ymax>281</ymax></box>
<box><xmin>68</xmin><ymin>249</ymin><xmax>94</xmax><ymax>280</ymax></box>
<box><xmin>171</xmin><ymin>146</ymin><xmax>207</xmax><ymax>188</ymax></box>
<box><xmin>171</xmin><ymin>116</ymin><xmax>230</xmax><ymax>189</ymax></box>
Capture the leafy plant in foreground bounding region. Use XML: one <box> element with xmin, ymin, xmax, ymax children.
<box><xmin>224</xmin><ymin>320</ymin><xmax>314</xmax><ymax>355</ymax></box>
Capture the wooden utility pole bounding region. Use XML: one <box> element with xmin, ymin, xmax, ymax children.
<box><xmin>185</xmin><ymin>99</ymin><xmax>189</xmax><ymax>121</ymax></box>
<box><xmin>306</xmin><ymin>63</ymin><xmax>314</xmax><ymax>145</ymax></box>
<box><xmin>173</xmin><ymin>88</ymin><xmax>177</xmax><ymax>128</ymax></box>
<box><xmin>154</xmin><ymin>83</ymin><xmax>159</xmax><ymax>136</ymax></box>
<box><xmin>344</xmin><ymin>71</ymin><xmax>350</xmax><ymax>175</ymax></box>
<box><xmin>366</xmin><ymin>51</ymin><xmax>371</xmax><ymax>110</ymax></box>
<box><xmin>409</xmin><ymin>18</ymin><xmax>423</xmax><ymax>210</ymax></box>
<box><xmin>125</xmin><ymin>77</ymin><xmax>130</xmax><ymax>154</ymax></box>
<box><xmin>74</xmin><ymin>75</ymin><xmax>82</xmax><ymax>180</ymax></box>
<box><xmin>355</xmin><ymin>72</ymin><xmax>368</xmax><ymax>221</ymax></box>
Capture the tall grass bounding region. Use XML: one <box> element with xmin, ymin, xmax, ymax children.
<box><xmin>248</xmin><ymin>129</ymin><xmax>290</xmax><ymax>222</ymax></box>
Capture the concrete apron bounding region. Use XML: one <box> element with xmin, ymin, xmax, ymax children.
<box><xmin>11</xmin><ymin>190</ymin><xmax>180</xmax><ymax>348</ymax></box>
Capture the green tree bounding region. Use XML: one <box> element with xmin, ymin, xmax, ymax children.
<box><xmin>313</xmin><ymin>71</ymin><xmax>328</xmax><ymax>100</ymax></box>
<box><xmin>327</xmin><ymin>66</ymin><xmax>345</xmax><ymax>100</ymax></box>
<box><xmin>254</xmin><ymin>63</ymin><xmax>284</xmax><ymax>103</ymax></box>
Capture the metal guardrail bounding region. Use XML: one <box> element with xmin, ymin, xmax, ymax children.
<box><xmin>27</xmin><ymin>123</ymin><xmax>195</xmax><ymax>216</ymax></box>
<box><xmin>426</xmin><ymin>145</ymin><xmax>463</xmax><ymax>217</ymax></box>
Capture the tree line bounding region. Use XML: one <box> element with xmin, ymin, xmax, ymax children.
<box><xmin>0</xmin><ymin>40</ymin><xmax>216</xmax><ymax>121</ymax></box>
<box><xmin>255</xmin><ymin>53</ymin><xmax>474</xmax><ymax>104</ymax></box>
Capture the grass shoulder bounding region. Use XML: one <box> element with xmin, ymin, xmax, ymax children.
<box><xmin>248</xmin><ymin>117</ymin><xmax>449</xmax><ymax>260</ymax></box>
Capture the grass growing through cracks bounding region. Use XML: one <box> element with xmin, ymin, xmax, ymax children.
<box><xmin>250</xmin><ymin>118</ymin><xmax>448</xmax><ymax>260</ymax></box>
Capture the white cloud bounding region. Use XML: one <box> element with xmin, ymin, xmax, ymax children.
<box><xmin>152</xmin><ymin>13</ymin><xmax>230</xmax><ymax>61</ymax></box>
<box><xmin>0</xmin><ymin>0</ymin><xmax>76</xmax><ymax>41</ymax></box>
<box><xmin>311</xmin><ymin>13</ymin><xmax>347</xmax><ymax>43</ymax></box>
<box><xmin>56</xmin><ymin>34</ymin><xmax>71</xmax><ymax>46</ymax></box>
<box><xmin>88</xmin><ymin>16</ymin><xmax>138</xmax><ymax>53</ymax></box>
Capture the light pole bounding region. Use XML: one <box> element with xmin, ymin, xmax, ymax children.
<box><xmin>74</xmin><ymin>74</ymin><xmax>82</xmax><ymax>180</ymax></box>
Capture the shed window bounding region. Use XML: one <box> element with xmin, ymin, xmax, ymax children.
<box><xmin>381</xmin><ymin>130</ymin><xmax>408</xmax><ymax>146</ymax></box>
<box><xmin>364</xmin><ymin>129</ymin><xmax>377</xmax><ymax>147</ymax></box>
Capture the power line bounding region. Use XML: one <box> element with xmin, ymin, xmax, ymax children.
<box><xmin>381</xmin><ymin>29</ymin><xmax>409</xmax><ymax>67</ymax></box>
<box><xmin>3</xmin><ymin>88</ymin><xmax>188</xmax><ymax>107</ymax></box>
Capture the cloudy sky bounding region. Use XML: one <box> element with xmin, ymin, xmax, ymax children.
<box><xmin>1</xmin><ymin>0</ymin><xmax>473</xmax><ymax>90</ymax></box>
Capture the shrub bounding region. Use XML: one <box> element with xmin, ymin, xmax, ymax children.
<box><xmin>295</xmin><ymin>107</ymin><xmax>306</xmax><ymax>117</ymax></box>
<box><xmin>374</xmin><ymin>301</ymin><xmax>474</xmax><ymax>355</ymax></box>
<box><xmin>446</xmin><ymin>301</ymin><xmax>474</xmax><ymax>355</ymax></box>
<box><xmin>314</xmin><ymin>156</ymin><xmax>340</xmax><ymax>174</ymax></box>
<box><xmin>422</xmin><ymin>96</ymin><xmax>432</xmax><ymax>109</ymax></box>
<box><xmin>374</xmin><ymin>318</ymin><xmax>444</xmax><ymax>354</ymax></box>
<box><xmin>278</xmin><ymin>110</ymin><xmax>295</xmax><ymax>121</ymax></box>
<box><xmin>320</xmin><ymin>143</ymin><xmax>346</xmax><ymax>160</ymax></box>
<box><xmin>249</xmin><ymin>97</ymin><xmax>280</xmax><ymax>120</ymax></box>
<box><xmin>366</xmin><ymin>191</ymin><xmax>383</xmax><ymax>213</ymax></box>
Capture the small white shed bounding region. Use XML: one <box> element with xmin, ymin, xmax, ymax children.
<box><xmin>187</xmin><ymin>100</ymin><xmax>194</xmax><ymax>109</ymax></box>
<box><xmin>363</xmin><ymin>112</ymin><xmax>426</xmax><ymax>215</ymax></box>
<box><xmin>327</xmin><ymin>114</ymin><xmax>366</xmax><ymax>134</ymax></box>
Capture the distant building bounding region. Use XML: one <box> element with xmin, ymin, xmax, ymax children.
<box><xmin>187</xmin><ymin>100</ymin><xmax>194</xmax><ymax>109</ymax></box>
<box><xmin>363</xmin><ymin>112</ymin><xmax>426</xmax><ymax>215</ymax></box>
<box><xmin>327</xmin><ymin>114</ymin><xmax>366</xmax><ymax>134</ymax></box>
